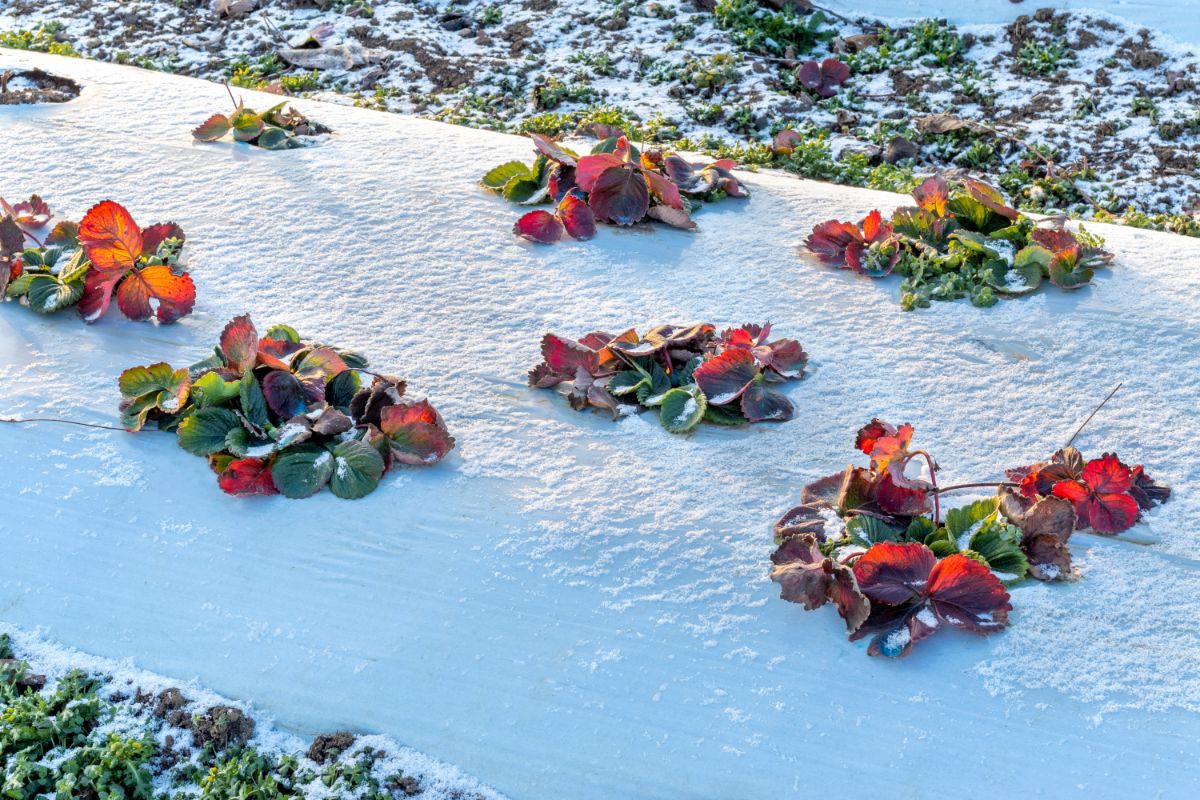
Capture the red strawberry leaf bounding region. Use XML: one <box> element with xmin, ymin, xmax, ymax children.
<box><xmin>114</xmin><ymin>265</ymin><xmax>197</xmax><ymax>323</ymax></box>
<box><xmin>925</xmin><ymin>554</ymin><xmax>1011</xmax><ymax>633</ymax></box>
<box><xmin>513</xmin><ymin>210</ymin><xmax>563</xmax><ymax>244</ymax></box>
<box><xmin>804</xmin><ymin>219</ymin><xmax>862</xmax><ymax>265</ymax></box>
<box><xmin>912</xmin><ymin>175</ymin><xmax>949</xmax><ymax>217</ymax></box>
<box><xmin>588</xmin><ymin>166</ymin><xmax>649</xmax><ymax>226</ymax></box>
<box><xmin>642</xmin><ymin>169</ymin><xmax>683</xmax><ymax>210</ymax></box>
<box><xmin>557</xmin><ymin>192</ymin><xmax>596</xmax><ymax>241</ymax></box>
<box><xmin>219</xmin><ymin>314</ymin><xmax>259</xmax><ymax>375</ymax></box>
<box><xmin>217</xmin><ymin>457</ymin><xmax>279</xmax><ymax>496</ymax></box>
<box><xmin>1051</xmin><ymin>454</ymin><xmax>1140</xmax><ymax>533</ymax></box>
<box><xmin>692</xmin><ymin>348</ymin><xmax>758</xmax><ymax>405</ymax></box>
<box><xmin>540</xmin><ymin>333</ymin><xmax>600</xmax><ymax>379</ymax></box>
<box><xmin>379</xmin><ymin>400</ymin><xmax>456</xmax><ymax>465</ymax></box>
<box><xmin>853</xmin><ymin>541</ymin><xmax>936</xmax><ymax>606</ymax></box>
<box><xmin>78</xmin><ymin>200</ymin><xmax>143</xmax><ymax>276</ymax></box>
<box><xmin>855</xmin><ymin>419</ymin><xmax>895</xmax><ymax>456</ymax></box>
<box><xmin>141</xmin><ymin>222</ymin><xmax>186</xmax><ymax>254</ymax></box>
<box><xmin>192</xmin><ymin>113</ymin><xmax>232</xmax><ymax>141</ymax></box>
<box><xmin>575</xmin><ymin>152</ymin><xmax>625</xmax><ymax>193</ymax></box>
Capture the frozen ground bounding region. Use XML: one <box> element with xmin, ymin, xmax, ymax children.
<box><xmin>3</xmin><ymin>50</ymin><xmax>1200</xmax><ymax>798</ymax></box>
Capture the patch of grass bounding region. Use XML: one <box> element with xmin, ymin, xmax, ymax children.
<box><xmin>1016</xmin><ymin>38</ymin><xmax>1075</xmax><ymax>75</ymax></box>
<box><xmin>227</xmin><ymin>53</ymin><xmax>287</xmax><ymax>89</ymax></box>
<box><xmin>1130</xmin><ymin>96</ymin><xmax>1160</xmax><ymax>123</ymax></box>
<box><xmin>904</xmin><ymin>19</ymin><xmax>966</xmax><ymax>67</ymax></box>
<box><xmin>568</xmin><ymin>50</ymin><xmax>619</xmax><ymax>78</ymax></box>
<box><xmin>0</xmin><ymin>21</ymin><xmax>78</xmax><ymax>56</ymax></box>
<box><xmin>712</xmin><ymin>0</ymin><xmax>834</xmax><ymax>58</ymax></box>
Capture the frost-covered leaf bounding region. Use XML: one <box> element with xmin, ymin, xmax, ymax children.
<box><xmin>774</xmin><ymin>504</ymin><xmax>831</xmax><ymax>541</ymax></box>
<box><xmin>693</xmin><ymin>348</ymin><xmax>758</xmax><ymax>405</ymax></box>
<box><xmin>256</xmin><ymin>126</ymin><xmax>292</xmax><ymax>150</ymax></box>
<box><xmin>26</xmin><ymin>272</ymin><xmax>83</xmax><ymax>314</ymax></box>
<box><xmin>659</xmin><ymin>385</ymin><xmax>707</xmax><ymax>433</ymax></box>
<box><xmin>349</xmin><ymin>375</ymin><xmax>408</xmax><ymax>427</ymax></box>
<box><xmin>270</xmin><ymin>444</ymin><xmax>335</xmax><ymax>498</ymax></box>
<box><xmin>846</xmin><ymin>515</ymin><xmax>903</xmax><ymax>547</ymax></box>
<box><xmin>998</xmin><ymin>488</ymin><xmax>1075</xmax><ymax>581</ymax></box>
<box><xmin>739</xmin><ymin>376</ymin><xmax>793</xmax><ymax>422</ymax></box>
<box><xmin>328</xmin><ymin>439</ymin><xmax>385</xmax><ymax>499</ymax></box>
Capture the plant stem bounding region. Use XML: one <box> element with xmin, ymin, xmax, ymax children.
<box><xmin>913</xmin><ymin>449</ymin><xmax>940</xmax><ymax>527</ymax></box>
<box><xmin>1064</xmin><ymin>382</ymin><xmax>1123</xmax><ymax>448</ymax></box>
<box><xmin>932</xmin><ymin>481</ymin><xmax>1017</xmax><ymax>494</ymax></box>
<box><xmin>0</xmin><ymin>417</ymin><xmax>130</xmax><ymax>432</ymax></box>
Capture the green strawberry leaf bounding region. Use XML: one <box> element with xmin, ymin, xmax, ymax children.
<box><xmin>176</xmin><ymin>407</ymin><xmax>241</xmax><ymax>456</ymax></box>
<box><xmin>659</xmin><ymin>385</ymin><xmax>707</xmax><ymax>433</ymax></box>
<box><xmin>270</xmin><ymin>444</ymin><xmax>335</xmax><ymax>498</ymax></box>
<box><xmin>328</xmin><ymin>439</ymin><xmax>385</xmax><ymax>500</ymax></box>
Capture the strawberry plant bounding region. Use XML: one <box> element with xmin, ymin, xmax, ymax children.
<box><xmin>192</xmin><ymin>89</ymin><xmax>330</xmax><ymax>150</ymax></box>
<box><xmin>796</xmin><ymin>58</ymin><xmax>850</xmax><ymax>98</ymax></box>
<box><xmin>527</xmin><ymin>322</ymin><xmax>805</xmax><ymax>432</ymax></box>
<box><xmin>119</xmin><ymin>315</ymin><xmax>455</xmax><ymax>499</ymax></box>
<box><xmin>2</xmin><ymin>196</ymin><xmax>194</xmax><ymax>323</ymax></box>
<box><xmin>770</xmin><ymin>417</ymin><xmax>1170</xmax><ymax>657</ymax></box>
<box><xmin>803</xmin><ymin>175</ymin><xmax>1114</xmax><ymax>310</ymax></box>
<box><xmin>482</xmin><ymin>133</ymin><xmax>748</xmax><ymax>244</ymax></box>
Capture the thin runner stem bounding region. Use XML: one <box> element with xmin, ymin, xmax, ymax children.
<box><xmin>0</xmin><ymin>417</ymin><xmax>131</xmax><ymax>432</ymax></box>
<box><xmin>1064</xmin><ymin>382</ymin><xmax>1123</xmax><ymax>448</ymax></box>
<box><xmin>932</xmin><ymin>481</ymin><xmax>1017</xmax><ymax>494</ymax></box>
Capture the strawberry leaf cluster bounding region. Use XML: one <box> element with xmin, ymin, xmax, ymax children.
<box><xmin>482</xmin><ymin>133</ymin><xmax>748</xmax><ymax>244</ymax></box>
<box><xmin>804</xmin><ymin>175</ymin><xmax>1114</xmax><ymax>310</ymax></box>
<box><xmin>119</xmin><ymin>315</ymin><xmax>455</xmax><ymax>500</ymax></box>
<box><xmin>2</xmin><ymin>196</ymin><xmax>193</xmax><ymax>323</ymax></box>
<box><xmin>192</xmin><ymin>100</ymin><xmax>329</xmax><ymax>150</ymax></box>
<box><xmin>770</xmin><ymin>420</ymin><xmax>1171</xmax><ymax>656</ymax></box>
<box><xmin>528</xmin><ymin>322</ymin><xmax>805</xmax><ymax>432</ymax></box>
